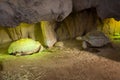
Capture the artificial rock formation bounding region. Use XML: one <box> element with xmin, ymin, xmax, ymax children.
<box><xmin>0</xmin><ymin>0</ymin><xmax>120</xmax><ymax>46</ymax></box>
<box><xmin>0</xmin><ymin>0</ymin><xmax>72</xmax><ymax>27</ymax></box>
<box><xmin>0</xmin><ymin>22</ymin><xmax>57</xmax><ymax>48</ymax></box>
<box><xmin>0</xmin><ymin>23</ymin><xmax>36</xmax><ymax>44</ymax></box>
<box><xmin>0</xmin><ymin>27</ymin><xmax>11</xmax><ymax>44</ymax></box>
<box><xmin>56</xmin><ymin>9</ymin><xmax>99</xmax><ymax>40</ymax></box>
<box><xmin>0</xmin><ymin>0</ymin><xmax>120</xmax><ymax>27</ymax></box>
<box><xmin>73</xmin><ymin>0</ymin><xmax>120</xmax><ymax>20</ymax></box>
<box><xmin>5</xmin><ymin>23</ymin><xmax>35</xmax><ymax>41</ymax></box>
<box><xmin>39</xmin><ymin>21</ymin><xmax>57</xmax><ymax>47</ymax></box>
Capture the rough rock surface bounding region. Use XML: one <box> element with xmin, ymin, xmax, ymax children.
<box><xmin>0</xmin><ymin>0</ymin><xmax>120</xmax><ymax>27</ymax></box>
<box><xmin>39</xmin><ymin>21</ymin><xmax>57</xmax><ymax>47</ymax></box>
<box><xmin>0</xmin><ymin>0</ymin><xmax>72</xmax><ymax>27</ymax></box>
<box><xmin>73</xmin><ymin>0</ymin><xmax>120</xmax><ymax>20</ymax></box>
<box><xmin>56</xmin><ymin>9</ymin><xmax>99</xmax><ymax>40</ymax></box>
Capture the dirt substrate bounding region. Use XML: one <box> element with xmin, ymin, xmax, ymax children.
<box><xmin>0</xmin><ymin>40</ymin><xmax>120</xmax><ymax>80</ymax></box>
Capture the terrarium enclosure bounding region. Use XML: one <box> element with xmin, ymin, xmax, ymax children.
<box><xmin>0</xmin><ymin>0</ymin><xmax>120</xmax><ymax>80</ymax></box>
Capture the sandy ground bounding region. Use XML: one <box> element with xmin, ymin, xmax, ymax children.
<box><xmin>0</xmin><ymin>40</ymin><xmax>120</xmax><ymax>80</ymax></box>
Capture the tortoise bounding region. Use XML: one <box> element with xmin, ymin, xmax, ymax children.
<box><xmin>8</xmin><ymin>38</ymin><xmax>44</xmax><ymax>56</ymax></box>
<box><xmin>77</xmin><ymin>31</ymin><xmax>112</xmax><ymax>50</ymax></box>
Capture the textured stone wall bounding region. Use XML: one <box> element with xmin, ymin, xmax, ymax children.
<box><xmin>0</xmin><ymin>0</ymin><xmax>120</xmax><ymax>27</ymax></box>
<box><xmin>0</xmin><ymin>0</ymin><xmax>120</xmax><ymax>45</ymax></box>
<box><xmin>55</xmin><ymin>9</ymin><xmax>100</xmax><ymax>40</ymax></box>
<box><xmin>0</xmin><ymin>22</ymin><xmax>57</xmax><ymax>47</ymax></box>
<box><xmin>0</xmin><ymin>0</ymin><xmax>72</xmax><ymax>27</ymax></box>
<box><xmin>73</xmin><ymin>0</ymin><xmax>120</xmax><ymax>20</ymax></box>
<box><xmin>0</xmin><ymin>23</ymin><xmax>36</xmax><ymax>44</ymax></box>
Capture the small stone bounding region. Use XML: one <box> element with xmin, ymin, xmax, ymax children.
<box><xmin>54</xmin><ymin>41</ymin><xmax>64</xmax><ymax>48</ymax></box>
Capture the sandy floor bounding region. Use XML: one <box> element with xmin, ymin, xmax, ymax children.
<box><xmin>0</xmin><ymin>40</ymin><xmax>120</xmax><ymax>80</ymax></box>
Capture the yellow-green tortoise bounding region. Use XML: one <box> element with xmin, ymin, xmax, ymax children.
<box><xmin>8</xmin><ymin>38</ymin><xmax>44</xmax><ymax>56</ymax></box>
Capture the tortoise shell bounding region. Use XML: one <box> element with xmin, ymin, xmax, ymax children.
<box><xmin>82</xmin><ymin>31</ymin><xmax>110</xmax><ymax>47</ymax></box>
<box><xmin>8</xmin><ymin>38</ymin><xmax>43</xmax><ymax>55</ymax></box>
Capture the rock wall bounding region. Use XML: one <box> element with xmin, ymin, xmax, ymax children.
<box><xmin>0</xmin><ymin>0</ymin><xmax>72</xmax><ymax>27</ymax></box>
<box><xmin>0</xmin><ymin>22</ymin><xmax>57</xmax><ymax>47</ymax></box>
<box><xmin>5</xmin><ymin>23</ymin><xmax>36</xmax><ymax>41</ymax></box>
<box><xmin>73</xmin><ymin>0</ymin><xmax>120</xmax><ymax>20</ymax></box>
<box><xmin>55</xmin><ymin>9</ymin><xmax>100</xmax><ymax>40</ymax></box>
<box><xmin>0</xmin><ymin>0</ymin><xmax>120</xmax><ymax>27</ymax></box>
<box><xmin>0</xmin><ymin>8</ymin><xmax>101</xmax><ymax>44</ymax></box>
<box><xmin>100</xmin><ymin>18</ymin><xmax>120</xmax><ymax>40</ymax></box>
<box><xmin>0</xmin><ymin>27</ymin><xmax>11</xmax><ymax>44</ymax></box>
<box><xmin>0</xmin><ymin>23</ymin><xmax>36</xmax><ymax>44</ymax></box>
<box><xmin>39</xmin><ymin>21</ymin><xmax>57</xmax><ymax>47</ymax></box>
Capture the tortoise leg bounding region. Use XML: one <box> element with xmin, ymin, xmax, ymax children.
<box><xmin>82</xmin><ymin>41</ymin><xmax>88</xmax><ymax>49</ymax></box>
<box><xmin>88</xmin><ymin>48</ymin><xmax>100</xmax><ymax>53</ymax></box>
<box><xmin>38</xmin><ymin>46</ymin><xmax>44</xmax><ymax>52</ymax></box>
<box><xmin>82</xmin><ymin>41</ymin><xmax>100</xmax><ymax>53</ymax></box>
<box><xmin>16</xmin><ymin>52</ymin><xmax>22</xmax><ymax>56</ymax></box>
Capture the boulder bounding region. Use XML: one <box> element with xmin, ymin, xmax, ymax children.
<box><xmin>39</xmin><ymin>21</ymin><xmax>57</xmax><ymax>47</ymax></box>
<box><xmin>73</xmin><ymin>0</ymin><xmax>120</xmax><ymax>20</ymax></box>
<box><xmin>0</xmin><ymin>0</ymin><xmax>72</xmax><ymax>27</ymax></box>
